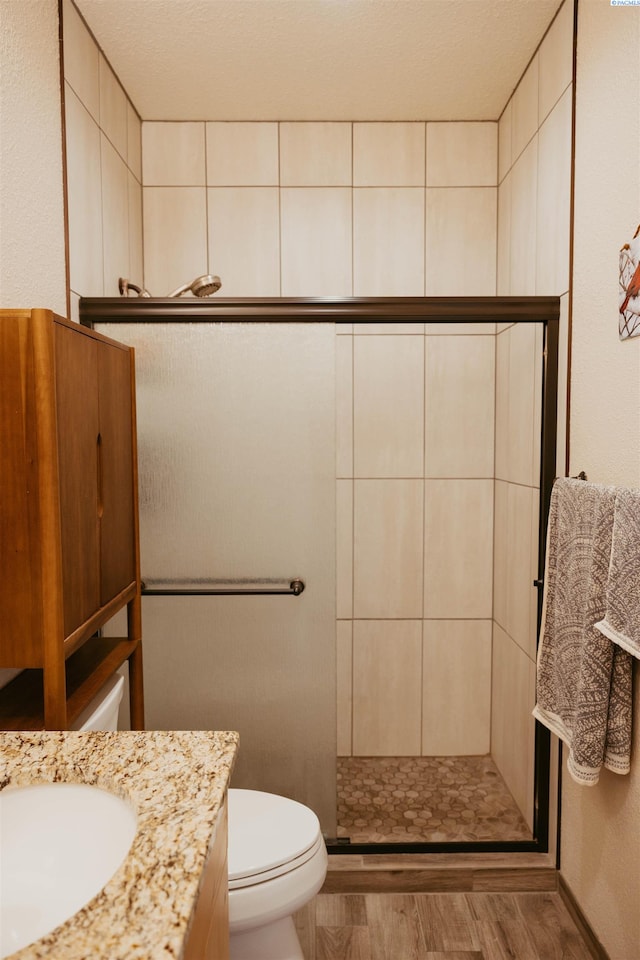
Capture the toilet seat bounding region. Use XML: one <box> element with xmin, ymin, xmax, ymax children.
<box><xmin>228</xmin><ymin>789</ymin><xmax>322</xmax><ymax>888</ymax></box>
<box><xmin>229</xmin><ymin>833</ymin><xmax>324</xmax><ymax>889</ymax></box>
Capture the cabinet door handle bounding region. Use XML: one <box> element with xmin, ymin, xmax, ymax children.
<box><xmin>96</xmin><ymin>432</ymin><xmax>104</xmax><ymax>518</ymax></box>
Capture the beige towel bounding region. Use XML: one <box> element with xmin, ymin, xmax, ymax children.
<box><xmin>533</xmin><ymin>478</ymin><xmax>633</xmax><ymax>785</ymax></box>
<box><xmin>595</xmin><ymin>487</ymin><xmax>640</xmax><ymax>659</ymax></box>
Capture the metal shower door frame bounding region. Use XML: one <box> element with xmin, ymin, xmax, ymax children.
<box><xmin>81</xmin><ymin>295</ymin><xmax>560</xmax><ymax>855</ymax></box>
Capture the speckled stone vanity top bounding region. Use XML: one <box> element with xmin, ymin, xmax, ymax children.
<box><xmin>0</xmin><ymin>730</ymin><xmax>238</xmax><ymax>959</ymax></box>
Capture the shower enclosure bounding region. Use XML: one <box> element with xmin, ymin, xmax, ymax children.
<box><xmin>82</xmin><ymin>295</ymin><xmax>558</xmax><ymax>854</ymax></box>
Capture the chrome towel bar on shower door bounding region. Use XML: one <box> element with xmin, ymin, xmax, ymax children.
<box><xmin>141</xmin><ymin>578</ymin><xmax>305</xmax><ymax>597</ymax></box>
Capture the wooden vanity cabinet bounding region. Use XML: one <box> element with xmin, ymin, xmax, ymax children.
<box><xmin>0</xmin><ymin>308</ymin><xmax>144</xmax><ymax>730</ymax></box>
<box><xmin>184</xmin><ymin>796</ymin><xmax>229</xmax><ymax>960</ymax></box>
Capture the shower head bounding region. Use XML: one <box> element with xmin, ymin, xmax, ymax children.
<box><xmin>168</xmin><ymin>274</ymin><xmax>222</xmax><ymax>298</ymax></box>
<box><xmin>119</xmin><ymin>277</ymin><xmax>151</xmax><ymax>297</ymax></box>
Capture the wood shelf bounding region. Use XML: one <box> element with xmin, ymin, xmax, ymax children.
<box><xmin>63</xmin><ymin>581</ymin><xmax>137</xmax><ymax>659</ymax></box>
<box><xmin>0</xmin><ymin>637</ymin><xmax>140</xmax><ymax>731</ymax></box>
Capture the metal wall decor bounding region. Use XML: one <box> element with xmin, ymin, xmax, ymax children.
<box><xmin>619</xmin><ymin>224</ymin><xmax>640</xmax><ymax>340</ymax></box>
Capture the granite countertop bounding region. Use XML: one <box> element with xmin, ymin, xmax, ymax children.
<box><xmin>0</xmin><ymin>730</ymin><xmax>238</xmax><ymax>959</ymax></box>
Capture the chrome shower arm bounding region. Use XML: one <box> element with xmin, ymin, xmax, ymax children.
<box><xmin>168</xmin><ymin>281</ymin><xmax>192</xmax><ymax>297</ymax></box>
<box><xmin>119</xmin><ymin>277</ymin><xmax>151</xmax><ymax>297</ymax></box>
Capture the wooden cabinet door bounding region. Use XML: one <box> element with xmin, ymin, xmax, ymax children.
<box><xmin>55</xmin><ymin>324</ymin><xmax>101</xmax><ymax>637</ymax></box>
<box><xmin>98</xmin><ymin>342</ymin><xmax>135</xmax><ymax>605</ymax></box>
<box><xmin>0</xmin><ymin>315</ymin><xmax>44</xmax><ymax>665</ymax></box>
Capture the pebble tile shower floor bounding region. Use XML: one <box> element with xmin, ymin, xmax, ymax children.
<box><xmin>337</xmin><ymin>756</ymin><xmax>532</xmax><ymax>843</ymax></box>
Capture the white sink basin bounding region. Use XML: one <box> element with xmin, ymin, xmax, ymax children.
<box><xmin>0</xmin><ymin>782</ymin><xmax>137</xmax><ymax>958</ymax></box>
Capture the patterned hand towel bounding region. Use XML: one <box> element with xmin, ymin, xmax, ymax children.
<box><xmin>533</xmin><ymin>478</ymin><xmax>633</xmax><ymax>785</ymax></box>
<box><xmin>595</xmin><ymin>487</ymin><xmax>640</xmax><ymax>659</ymax></box>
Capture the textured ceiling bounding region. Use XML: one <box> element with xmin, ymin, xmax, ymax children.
<box><xmin>75</xmin><ymin>0</ymin><xmax>563</xmax><ymax>121</ymax></box>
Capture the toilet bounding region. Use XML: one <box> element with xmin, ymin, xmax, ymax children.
<box><xmin>72</xmin><ymin>671</ymin><xmax>125</xmax><ymax>731</ymax></box>
<box><xmin>227</xmin><ymin>788</ymin><xmax>328</xmax><ymax>960</ymax></box>
<box><xmin>70</xmin><ymin>678</ymin><xmax>326</xmax><ymax>958</ymax></box>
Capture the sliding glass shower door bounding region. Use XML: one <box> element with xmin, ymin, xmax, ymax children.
<box><xmin>98</xmin><ymin>321</ymin><xmax>337</xmax><ymax>834</ymax></box>
<box><xmin>91</xmin><ymin>294</ymin><xmax>558</xmax><ymax>853</ymax></box>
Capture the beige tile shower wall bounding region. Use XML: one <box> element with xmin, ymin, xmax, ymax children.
<box><xmin>341</xmin><ymin>325</ymin><xmax>496</xmax><ymax>758</ymax></box>
<box><xmin>492</xmin><ymin>0</ymin><xmax>574</xmax><ymax>828</ymax></box>
<box><xmin>492</xmin><ymin>325</ymin><xmax>542</xmax><ymax>828</ymax></box>
<box><xmin>62</xmin><ymin>0</ymin><xmax>142</xmax><ymax>315</ymax></box>
<box><xmin>497</xmin><ymin>0</ymin><xmax>573</xmax><ymax>470</ymax></box>
<box><xmin>140</xmin><ymin>119</ymin><xmax>498</xmax><ymax>758</ymax></box>
<box><xmin>493</xmin><ymin>322</ymin><xmax>543</xmax><ymax>831</ymax></box>
<box><xmin>141</xmin><ymin>120</ymin><xmax>497</xmax><ymax>300</ymax></box>
<box><xmin>491</xmin><ymin>623</ymin><xmax>536</xmax><ymax>825</ymax></box>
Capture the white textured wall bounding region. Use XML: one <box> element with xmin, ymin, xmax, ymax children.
<box><xmin>0</xmin><ymin>0</ymin><xmax>66</xmax><ymax>313</ymax></box>
<box><xmin>569</xmin><ymin>1</ymin><xmax>640</xmax><ymax>484</ymax></box>
<box><xmin>564</xmin><ymin>2</ymin><xmax>640</xmax><ymax>957</ymax></box>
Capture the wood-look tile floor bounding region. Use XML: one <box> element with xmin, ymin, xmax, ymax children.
<box><xmin>295</xmin><ymin>892</ymin><xmax>595</xmax><ymax>960</ymax></box>
<box><xmin>337</xmin><ymin>757</ymin><xmax>532</xmax><ymax>843</ymax></box>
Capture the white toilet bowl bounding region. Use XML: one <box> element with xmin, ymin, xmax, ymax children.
<box><xmin>227</xmin><ymin>789</ymin><xmax>328</xmax><ymax>960</ymax></box>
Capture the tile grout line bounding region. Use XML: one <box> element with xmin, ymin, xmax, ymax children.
<box><xmin>278</xmin><ymin>122</ymin><xmax>283</xmax><ymax>296</ymax></box>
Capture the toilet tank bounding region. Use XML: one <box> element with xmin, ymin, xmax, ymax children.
<box><xmin>72</xmin><ymin>672</ymin><xmax>125</xmax><ymax>731</ymax></box>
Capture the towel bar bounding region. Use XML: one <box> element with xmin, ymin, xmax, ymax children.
<box><xmin>140</xmin><ymin>578</ymin><xmax>305</xmax><ymax>597</ymax></box>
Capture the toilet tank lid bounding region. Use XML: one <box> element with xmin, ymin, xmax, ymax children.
<box><xmin>227</xmin><ymin>789</ymin><xmax>321</xmax><ymax>881</ymax></box>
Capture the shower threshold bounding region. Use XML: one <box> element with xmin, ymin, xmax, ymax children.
<box><xmin>336</xmin><ymin>755</ymin><xmax>532</xmax><ymax>847</ymax></box>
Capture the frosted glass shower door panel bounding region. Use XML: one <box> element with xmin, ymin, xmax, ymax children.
<box><xmin>97</xmin><ymin>322</ymin><xmax>337</xmax><ymax>833</ymax></box>
<box><xmin>99</xmin><ymin>323</ymin><xmax>336</xmax><ymax>582</ymax></box>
